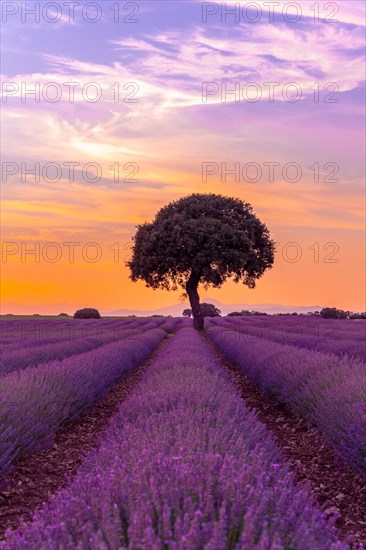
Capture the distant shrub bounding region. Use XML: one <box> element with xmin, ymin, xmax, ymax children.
<box><xmin>74</xmin><ymin>308</ymin><xmax>101</xmax><ymax>319</ymax></box>
<box><xmin>227</xmin><ymin>310</ymin><xmax>268</xmax><ymax>317</ymax></box>
<box><xmin>58</xmin><ymin>313</ymin><xmax>69</xmax><ymax>317</ymax></box>
<box><xmin>200</xmin><ymin>303</ymin><xmax>221</xmax><ymax>317</ymax></box>
<box><xmin>183</xmin><ymin>305</ymin><xmax>220</xmax><ymax>317</ymax></box>
<box><xmin>320</xmin><ymin>307</ymin><xmax>348</xmax><ymax>319</ymax></box>
<box><xmin>350</xmin><ymin>312</ymin><xmax>366</xmax><ymax>320</ymax></box>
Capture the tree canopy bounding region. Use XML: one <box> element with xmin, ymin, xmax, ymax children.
<box><xmin>200</xmin><ymin>303</ymin><xmax>221</xmax><ymax>317</ymax></box>
<box><xmin>183</xmin><ymin>303</ymin><xmax>221</xmax><ymax>318</ymax></box>
<box><xmin>320</xmin><ymin>307</ymin><xmax>348</xmax><ymax>319</ymax></box>
<box><xmin>74</xmin><ymin>308</ymin><xmax>101</xmax><ymax>319</ymax></box>
<box><xmin>128</xmin><ymin>193</ymin><xmax>275</xmax><ymax>330</ymax></box>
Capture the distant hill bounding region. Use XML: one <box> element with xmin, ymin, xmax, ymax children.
<box><xmin>105</xmin><ymin>299</ymin><xmax>323</xmax><ymax>317</ymax></box>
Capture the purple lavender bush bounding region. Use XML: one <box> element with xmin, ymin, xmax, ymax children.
<box><xmin>0</xmin><ymin>319</ymin><xmax>166</xmax><ymax>377</ymax></box>
<box><xmin>1</xmin><ymin>327</ymin><xmax>348</xmax><ymax>549</ymax></box>
<box><xmin>0</xmin><ymin>318</ymin><xmax>132</xmax><ymax>349</ymax></box>
<box><xmin>213</xmin><ymin>316</ymin><xmax>366</xmax><ymax>360</ymax></box>
<box><xmin>0</xmin><ymin>328</ymin><xmax>166</xmax><ymax>476</ymax></box>
<box><xmin>0</xmin><ymin>318</ymin><xmax>105</xmax><ymax>345</ymax></box>
<box><xmin>207</xmin><ymin>323</ymin><xmax>366</xmax><ymax>479</ymax></box>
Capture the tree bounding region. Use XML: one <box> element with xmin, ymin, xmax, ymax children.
<box><xmin>227</xmin><ymin>311</ymin><xmax>243</xmax><ymax>317</ymax></box>
<box><xmin>200</xmin><ymin>303</ymin><xmax>221</xmax><ymax>317</ymax></box>
<box><xmin>128</xmin><ymin>194</ymin><xmax>275</xmax><ymax>331</ymax></box>
<box><xmin>350</xmin><ymin>312</ymin><xmax>366</xmax><ymax>319</ymax></box>
<box><xmin>320</xmin><ymin>307</ymin><xmax>347</xmax><ymax>319</ymax></box>
<box><xmin>74</xmin><ymin>308</ymin><xmax>101</xmax><ymax>319</ymax></box>
<box><xmin>183</xmin><ymin>308</ymin><xmax>192</xmax><ymax>318</ymax></box>
<box><xmin>58</xmin><ymin>312</ymin><xmax>69</xmax><ymax>317</ymax></box>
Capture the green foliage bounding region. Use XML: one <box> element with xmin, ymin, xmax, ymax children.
<box><xmin>73</xmin><ymin>308</ymin><xmax>101</xmax><ymax>319</ymax></box>
<box><xmin>128</xmin><ymin>193</ymin><xmax>275</xmax><ymax>291</ymax></box>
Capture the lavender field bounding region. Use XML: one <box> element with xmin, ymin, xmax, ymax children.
<box><xmin>0</xmin><ymin>316</ymin><xmax>365</xmax><ymax>548</ymax></box>
<box><xmin>2</xmin><ymin>0</ymin><xmax>365</xmax><ymax>544</ymax></box>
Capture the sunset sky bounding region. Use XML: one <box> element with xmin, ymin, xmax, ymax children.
<box><xmin>1</xmin><ymin>0</ymin><xmax>365</xmax><ymax>314</ymax></box>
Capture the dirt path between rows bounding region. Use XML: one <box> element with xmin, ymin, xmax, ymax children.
<box><xmin>203</xmin><ymin>335</ymin><xmax>366</xmax><ymax>548</ymax></box>
<box><xmin>0</xmin><ymin>335</ymin><xmax>173</xmax><ymax>540</ymax></box>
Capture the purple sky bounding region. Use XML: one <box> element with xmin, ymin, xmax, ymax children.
<box><xmin>1</xmin><ymin>0</ymin><xmax>365</xmax><ymax>313</ymax></box>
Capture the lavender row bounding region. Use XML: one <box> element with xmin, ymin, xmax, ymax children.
<box><xmin>207</xmin><ymin>324</ymin><xmax>366</xmax><ymax>479</ymax></box>
<box><xmin>0</xmin><ymin>318</ymin><xmax>102</xmax><ymax>345</ymax></box>
<box><xmin>0</xmin><ymin>320</ymin><xmax>163</xmax><ymax>378</ymax></box>
<box><xmin>223</xmin><ymin>316</ymin><xmax>366</xmax><ymax>337</ymax></box>
<box><xmin>0</xmin><ymin>318</ymin><xmax>159</xmax><ymax>347</ymax></box>
<box><xmin>209</xmin><ymin>317</ymin><xmax>366</xmax><ymax>360</ymax></box>
<box><xmin>0</xmin><ymin>318</ymin><xmax>126</xmax><ymax>349</ymax></box>
<box><xmin>212</xmin><ymin>316</ymin><xmax>366</xmax><ymax>342</ymax></box>
<box><xmin>1</xmin><ymin>326</ymin><xmax>348</xmax><ymax>548</ymax></box>
<box><xmin>0</xmin><ymin>318</ymin><xmax>154</xmax><ymax>348</ymax></box>
<box><xmin>0</xmin><ymin>327</ymin><xmax>167</xmax><ymax>477</ymax></box>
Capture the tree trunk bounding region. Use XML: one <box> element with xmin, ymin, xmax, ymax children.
<box><xmin>186</xmin><ymin>272</ymin><xmax>204</xmax><ymax>331</ymax></box>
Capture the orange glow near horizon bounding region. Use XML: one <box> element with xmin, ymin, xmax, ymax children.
<box><xmin>1</xmin><ymin>171</ymin><xmax>365</xmax><ymax>314</ymax></box>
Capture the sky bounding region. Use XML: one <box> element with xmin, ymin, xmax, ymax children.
<box><xmin>1</xmin><ymin>0</ymin><xmax>365</xmax><ymax>314</ymax></box>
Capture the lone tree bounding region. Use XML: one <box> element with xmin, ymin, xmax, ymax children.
<box><xmin>128</xmin><ymin>193</ymin><xmax>275</xmax><ymax>331</ymax></box>
<box><xmin>74</xmin><ymin>308</ymin><xmax>101</xmax><ymax>319</ymax></box>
